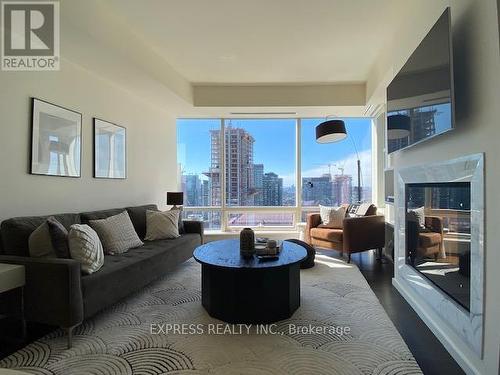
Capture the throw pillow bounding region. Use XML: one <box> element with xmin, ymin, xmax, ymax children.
<box><xmin>318</xmin><ymin>205</ymin><xmax>346</xmax><ymax>229</ymax></box>
<box><xmin>355</xmin><ymin>203</ymin><xmax>373</xmax><ymax>217</ymax></box>
<box><xmin>28</xmin><ymin>222</ymin><xmax>57</xmax><ymax>258</ymax></box>
<box><xmin>144</xmin><ymin>210</ymin><xmax>180</xmax><ymax>241</ymax></box>
<box><xmin>89</xmin><ymin>211</ymin><xmax>143</xmax><ymax>254</ymax></box>
<box><xmin>170</xmin><ymin>207</ymin><xmax>184</xmax><ymax>234</ymax></box>
<box><xmin>46</xmin><ymin>216</ymin><xmax>70</xmax><ymax>258</ymax></box>
<box><xmin>408</xmin><ymin>206</ymin><xmax>426</xmax><ymax>228</ymax></box>
<box><xmin>68</xmin><ymin>224</ymin><xmax>104</xmax><ymax>274</ymax></box>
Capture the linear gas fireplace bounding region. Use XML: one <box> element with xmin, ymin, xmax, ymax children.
<box><xmin>394</xmin><ymin>154</ymin><xmax>484</xmax><ymax>357</ymax></box>
<box><xmin>405</xmin><ymin>182</ymin><xmax>471</xmax><ymax>310</ymax></box>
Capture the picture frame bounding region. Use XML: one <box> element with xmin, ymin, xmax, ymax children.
<box><xmin>93</xmin><ymin>118</ymin><xmax>127</xmax><ymax>179</ymax></box>
<box><xmin>30</xmin><ymin>98</ymin><xmax>82</xmax><ymax>177</ymax></box>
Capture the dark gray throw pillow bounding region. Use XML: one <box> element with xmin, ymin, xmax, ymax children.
<box><xmin>46</xmin><ymin>216</ymin><xmax>70</xmax><ymax>258</ymax></box>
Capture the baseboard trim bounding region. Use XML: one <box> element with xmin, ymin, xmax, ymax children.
<box><xmin>392</xmin><ymin>278</ymin><xmax>481</xmax><ymax>375</ymax></box>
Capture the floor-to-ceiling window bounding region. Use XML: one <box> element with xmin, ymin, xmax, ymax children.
<box><xmin>177</xmin><ymin>117</ymin><xmax>372</xmax><ymax>231</ymax></box>
<box><xmin>177</xmin><ymin>119</ymin><xmax>222</xmax><ymax>229</ymax></box>
<box><xmin>300</xmin><ymin>118</ymin><xmax>372</xmax><ymax>221</ymax></box>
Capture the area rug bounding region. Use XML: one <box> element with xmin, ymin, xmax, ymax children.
<box><xmin>0</xmin><ymin>255</ymin><xmax>422</xmax><ymax>374</ymax></box>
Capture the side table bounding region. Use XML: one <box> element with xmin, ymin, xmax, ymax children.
<box><xmin>0</xmin><ymin>263</ymin><xmax>26</xmax><ymax>339</ymax></box>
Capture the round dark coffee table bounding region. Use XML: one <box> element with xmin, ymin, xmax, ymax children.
<box><xmin>193</xmin><ymin>239</ymin><xmax>307</xmax><ymax>324</ymax></box>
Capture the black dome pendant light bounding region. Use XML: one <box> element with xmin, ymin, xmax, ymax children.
<box><xmin>315</xmin><ymin>116</ymin><xmax>362</xmax><ymax>203</ymax></box>
<box><xmin>315</xmin><ymin>119</ymin><xmax>347</xmax><ymax>143</ymax></box>
<box><xmin>387</xmin><ymin>114</ymin><xmax>411</xmax><ymax>140</ymax></box>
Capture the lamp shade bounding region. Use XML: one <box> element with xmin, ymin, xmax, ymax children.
<box><xmin>167</xmin><ymin>192</ymin><xmax>184</xmax><ymax>206</ymax></box>
<box><xmin>315</xmin><ymin>120</ymin><xmax>347</xmax><ymax>143</ymax></box>
<box><xmin>387</xmin><ymin>114</ymin><xmax>411</xmax><ymax>140</ymax></box>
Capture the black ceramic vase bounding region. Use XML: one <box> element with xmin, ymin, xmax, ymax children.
<box><xmin>240</xmin><ymin>228</ymin><xmax>255</xmax><ymax>258</ymax></box>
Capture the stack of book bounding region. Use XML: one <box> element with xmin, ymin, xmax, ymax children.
<box><xmin>255</xmin><ymin>238</ymin><xmax>281</xmax><ymax>259</ymax></box>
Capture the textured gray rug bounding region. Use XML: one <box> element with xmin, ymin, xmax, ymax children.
<box><xmin>0</xmin><ymin>255</ymin><xmax>422</xmax><ymax>374</ymax></box>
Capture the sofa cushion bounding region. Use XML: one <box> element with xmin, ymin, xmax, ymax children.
<box><xmin>89</xmin><ymin>211</ymin><xmax>143</xmax><ymax>255</ymax></box>
<box><xmin>81</xmin><ymin>234</ymin><xmax>201</xmax><ymax>318</ymax></box>
<box><xmin>125</xmin><ymin>204</ymin><xmax>158</xmax><ymax>239</ymax></box>
<box><xmin>419</xmin><ymin>231</ymin><xmax>441</xmax><ymax>247</ymax></box>
<box><xmin>1</xmin><ymin>213</ymin><xmax>80</xmax><ymax>256</ymax></box>
<box><xmin>310</xmin><ymin>228</ymin><xmax>343</xmax><ymax>243</ymax></box>
<box><xmin>80</xmin><ymin>208</ymin><xmax>125</xmax><ymax>225</ymax></box>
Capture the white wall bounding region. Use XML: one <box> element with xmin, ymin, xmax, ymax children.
<box><xmin>367</xmin><ymin>1</ymin><xmax>500</xmax><ymax>374</ymax></box>
<box><xmin>0</xmin><ymin>60</ymin><xmax>177</xmax><ymax>221</ymax></box>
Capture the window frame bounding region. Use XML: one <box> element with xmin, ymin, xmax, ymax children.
<box><xmin>178</xmin><ymin>117</ymin><xmax>374</xmax><ymax>232</ymax></box>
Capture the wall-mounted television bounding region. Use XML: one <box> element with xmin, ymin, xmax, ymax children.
<box><xmin>387</xmin><ymin>8</ymin><xmax>454</xmax><ymax>154</ymax></box>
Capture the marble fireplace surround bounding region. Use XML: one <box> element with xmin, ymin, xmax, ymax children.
<box><xmin>393</xmin><ymin>153</ymin><xmax>484</xmax><ymax>359</ymax></box>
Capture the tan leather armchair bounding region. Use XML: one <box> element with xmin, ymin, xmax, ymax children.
<box><xmin>407</xmin><ymin>216</ymin><xmax>444</xmax><ymax>264</ymax></box>
<box><xmin>305</xmin><ymin>205</ymin><xmax>385</xmax><ymax>262</ymax></box>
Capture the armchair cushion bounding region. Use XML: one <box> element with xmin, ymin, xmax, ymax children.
<box><xmin>310</xmin><ymin>228</ymin><xmax>343</xmax><ymax>243</ymax></box>
<box><xmin>419</xmin><ymin>231</ymin><xmax>442</xmax><ymax>247</ymax></box>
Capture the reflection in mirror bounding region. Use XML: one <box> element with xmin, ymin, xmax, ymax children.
<box><xmin>387</xmin><ymin>8</ymin><xmax>454</xmax><ymax>153</ymax></box>
<box><xmin>405</xmin><ymin>182</ymin><xmax>471</xmax><ymax>310</ymax></box>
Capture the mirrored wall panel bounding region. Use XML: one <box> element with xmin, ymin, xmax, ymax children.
<box><xmin>405</xmin><ymin>182</ymin><xmax>471</xmax><ymax>310</ymax></box>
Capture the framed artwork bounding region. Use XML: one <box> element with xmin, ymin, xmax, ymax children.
<box><xmin>93</xmin><ymin>118</ymin><xmax>127</xmax><ymax>179</ymax></box>
<box><xmin>31</xmin><ymin>98</ymin><xmax>82</xmax><ymax>177</ymax></box>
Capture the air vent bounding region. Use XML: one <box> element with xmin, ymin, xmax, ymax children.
<box><xmin>229</xmin><ymin>112</ymin><xmax>297</xmax><ymax>115</ymax></box>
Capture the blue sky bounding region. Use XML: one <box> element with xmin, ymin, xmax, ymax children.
<box><xmin>177</xmin><ymin>118</ymin><xmax>372</xmax><ymax>187</ymax></box>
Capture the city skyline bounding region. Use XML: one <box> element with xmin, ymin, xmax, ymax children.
<box><xmin>179</xmin><ymin>119</ymin><xmax>372</xmax><ymax>207</ymax></box>
<box><xmin>177</xmin><ymin>118</ymin><xmax>372</xmax><ymax>189</ymax></box>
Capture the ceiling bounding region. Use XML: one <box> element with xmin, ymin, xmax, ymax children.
<box><xmin>105</xmin><ymin>0</ymin><xmax>405</xmax><ymax>85</ymax></box>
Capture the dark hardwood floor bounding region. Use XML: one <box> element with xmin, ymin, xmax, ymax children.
<box><xmin>319</xmin><ymin>249</ymin><xmax>464</xmax><ymax>375</ymax></box>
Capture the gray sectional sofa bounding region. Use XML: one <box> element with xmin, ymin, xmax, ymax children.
<box><xmin>0</xmin><ymin>204</ymin><xmax>203</xmax><ymax>347</ymax></box>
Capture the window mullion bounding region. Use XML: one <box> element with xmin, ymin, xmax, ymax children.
<box><xmin>296</xmin><ymin>118</ymin><xmax>302</xmax><ymax>226</ymax></box>
<box><xmin>220</xmin><ymin>118</ymin><xmax>227</xmax><ymax>231</ymax></box>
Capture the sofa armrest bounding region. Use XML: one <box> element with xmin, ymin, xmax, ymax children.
<box><xmin>183</xmin><ymin>220</ymin><xmax>204</xmax><ymax>244</ymax></box>
<box><xmin>425</xmin><ymin>216</ymin><xmax>443</xmax><ymax>234</ymax></box>
<box><xmin>343</xmin><ymin>215</ymin><xmax>385</xmax><ymax>253</ymax></box>
<box><xmin>305</xmin><ymin>213</ymin><xmax>322</xmax><ymax>244</ymax></box>
<box><xmin>0</xmin><ymin>255</ymin><xmax>83</xmax><ymax>328</ymax></box>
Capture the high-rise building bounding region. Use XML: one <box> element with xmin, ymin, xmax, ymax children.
<box><xmin>201</xmin><ymin>180</ymin><xmax>209</xmax><ymax>206</ymax></box>
<box><xmin>333</xmin><ymin>174</ymin><xmax>352</xmax><ymax>205</ymax></box>
<box><xmin>205</xmin><ymin>125</ymin><xmax>255</xmax><ymax>206</ymax></box>
<box><xmin>253</xmin><ymin>163</ymin><xmax>264</xmax><ymax>205</ymax></box>
<box><xmin>263</xmin><ymin>172</ymin><xmax>283</xmax><ymax>206</ymax></box>
<box><xmin>302</xmin><ymin>174</ymin><xmax>333</xmax><ymax>205</ymax></box>
<box><xmin>183</xmin><ymin>174</ymin><xmax>202</xmax><ymax>206</ymax></box>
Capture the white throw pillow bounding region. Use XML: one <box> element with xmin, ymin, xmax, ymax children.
<box><xmin>144</xmin><ymin>210</ymin><xmax>180</xmax><ymax>241</ymax></box>
<box><xmin>408</xmin><ymin>206</ymin><xmax>426</xmax><ymax>228</ymax></box>
<box><xmin>318</xmin><ymin>205</ymin><xmax>346</xmax><ymax>229</ymax></box>
<box><xmin>68</xmin><ymin>224</ymin><xmax>104</xmax><ymax>274</ymax></box>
